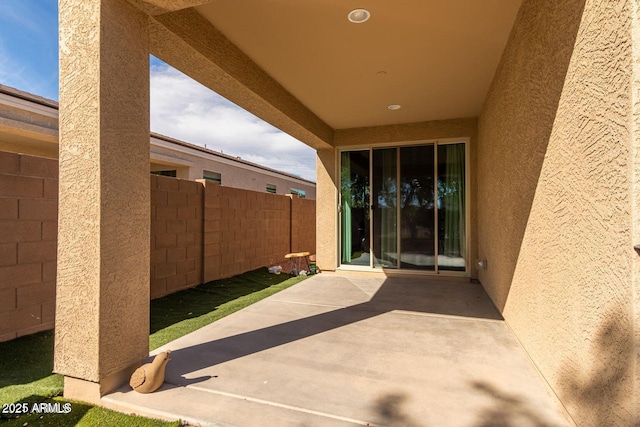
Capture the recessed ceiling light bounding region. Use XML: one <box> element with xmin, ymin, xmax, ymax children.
<box><xmin>388</xmin><ymin>104</ymin><xmax>401</xmax><ymax>110</ymax></box>
<box><xmin>348</xmin><ymin>9</ymin><xmax>370</xmax><ymax>23</ymax></box>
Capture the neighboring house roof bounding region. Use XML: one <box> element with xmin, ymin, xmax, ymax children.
<box><xmin>0</xmin><ymin>83</ymin><xmax>315</xmax><ymax>186</ymax></box>
<box><xmin>150</xmin><ymin>132</ymin><xmax>315</xmax><ymax>185</ymax></box>
<box><xmin>0</xmin><ymin>83</ymin><xmax>58</xmax><ymax>109</ymax></box>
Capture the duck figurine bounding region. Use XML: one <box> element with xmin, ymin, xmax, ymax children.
<box><xmin>129</xmin><ymin>350</ymin><xmax>171</xmax><ymax>393</ymax></box>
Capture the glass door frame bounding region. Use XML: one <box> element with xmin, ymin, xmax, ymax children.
<box><xmin>337</xmin><ymin>138</ymin><xmax>470</xmax><ymax>276</ymax></box>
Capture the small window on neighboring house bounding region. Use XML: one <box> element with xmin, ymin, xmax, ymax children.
<box><xmin>290</xmin><ymin>188</ymin><xmax>306</xmax><ymax>198</ymax></box>
<box><xmin>151</xmin><ymin>170</ymin><xmax>177</xmax><ymax>177</ymax></box>
<box><xmin>203</xmin><ymin>170</ymin><xmax>222</xmax><ymax>184</ymax></box>
<box><xmin>266</xmin><ymin>184</ymin><xmax>277</xmax><ymax>194</ymax></box>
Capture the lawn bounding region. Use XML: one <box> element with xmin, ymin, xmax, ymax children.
<box><xmin>149</xmin><ymin>267</ymin><xmax>306</xmax><ymax>350</ymax></box>
<box><xmin>0</xmin><ymin>268</ymin><xmax>306</xmax><ymax>426</ymax></box>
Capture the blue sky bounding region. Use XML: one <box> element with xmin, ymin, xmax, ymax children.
<box><xmin>0</xmin><ymin>1</ymin><xmax>316</xmax><ymax>181</ymax></box>
<box><xmin>0</xmin><ymin>0</ymin><xmax>58</xmax><ymax>100</ymax></box>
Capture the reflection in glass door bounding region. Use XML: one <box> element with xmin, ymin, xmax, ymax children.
<box><xmin>372</xmin><ymin>148</ymin><xmax>397</xmax><ymax>268</ymax></box>
<box><xmin>400</xmin><ymin>145</ymin><xmax>435</xmax><ymax>270</ymax></box>
<box><xmin>437</xmin><ymin>144</ymin><xmax>466</xmax><ymax>271</ymax></box>
<box><xmin>340</xmin><ymin>151</ymin><xmax>370</xmax><ymax>266</ymax></box>
<box><xmin>340</xmin><ymin>142</ymin><xmax>466</xmax><ymax>273</ymax></box>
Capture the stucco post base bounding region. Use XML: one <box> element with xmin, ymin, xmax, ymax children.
<box><xmin>62</xmin><ymin>363</ymin><xmax>141</xmax><ymax>405</ymax></box>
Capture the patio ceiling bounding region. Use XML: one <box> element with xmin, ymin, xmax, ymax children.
<box><xmin>192</xmin><ymin>0</ymin><xmax>523</xmax><ymax>130</ymax></box>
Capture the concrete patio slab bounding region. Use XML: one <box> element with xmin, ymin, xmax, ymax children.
<box><xmin>103</xmin><ymin>273</ymin><xmax>575</xmax><ymax>427</ymax></box>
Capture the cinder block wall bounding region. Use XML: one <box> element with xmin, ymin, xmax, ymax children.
<box><xmin>290</xmin><ymin>196</ymin><xmax>316</xmax><ymax>254</ymax></box>
<box><xmin>0</xmin><ymin>153</ymin><xmax>316</xmax><ymax>341</ymax></box>
<box><xmin>0</xmin><ymin>152</ymin><xmax>58</xmax><ymax>341</ymax></box>
<box><xmin>202</xmin><ymin>181</ymin><xmax>292</xmax><ymax>282</ymax></box>
<box><xmin>150</xmin><ymin>175</ymin><xmax>203</xmax><ymax>299</ymax></box>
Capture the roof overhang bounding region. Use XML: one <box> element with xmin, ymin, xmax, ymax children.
<box><xmin>144</xmin><ymin>0</ymin><xmax>522</xmax><ymax>148</ymax></box>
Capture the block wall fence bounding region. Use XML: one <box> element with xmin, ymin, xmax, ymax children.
<box><xmin>0</xmin><ymin>152</ymin><xmax>57</xmax><ymax>342</ymax></box>
<box><xmin>0</xmin><ymin>151</ymin><xmax>316</xmax><ymax>342</ymax></box>
<box><xmin>150</xmin><ymin>175</ymin><xmax>204</xmax><ymax>299</ymax></box>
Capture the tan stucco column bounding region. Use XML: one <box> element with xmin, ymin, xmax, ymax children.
<box><xmin>55</xmin><ymin>0</ymin><xmax>150</xmax><ymax>403</ymax></box>
<box><xmin>316</xmin><ymin>148</ymin><xmax>337</xmax><ymax>271</ymax></box>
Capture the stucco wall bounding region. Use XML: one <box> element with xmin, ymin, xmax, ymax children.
<box><xmin>0</xmin><ymin>151</ymin><xmax>57</xmax><ymax>341</ymax></box>
<box><xmin>632</xmin><ymin>1</ymin><xmax>640</xmax><ymax>422</ymax></box>
<box><xmin>315</xmin><ymin>147</ymin><xmax>338</xmax><ymax>272</ymax></box>
<box><xmin>55</xmin><ymin>0</ymin><xmax>151</xmax><ymax>389</ymax></box>
<box><xmin>478</xmin><ymin>0</ymin><xmax>638</xmax><ymax>425</ymax></box>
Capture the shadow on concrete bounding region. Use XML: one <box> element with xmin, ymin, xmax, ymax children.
<box><xmin>165</xmin><ymin>277</ymin><xmax>502</xmax><ymax>385</ymax></box>
<box><xmin>469</xmin><ymin>381</ymin><xmax>554</xmax><ymax>427</ymax></box>
<box><xmin>373</xmin><ymin>392</ymin><xmax>422</xmax><ymax>427</ymax></box>
<box><xmin>558</xmin><ymin>316</ymin><xmax>638</xmax><ymax>427</ymax></box>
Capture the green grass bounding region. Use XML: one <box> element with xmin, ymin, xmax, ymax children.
<box><xmin>0</xmin><ymin>268</ymin><xmax>307</xmax><ymax>426</ymax></box>
<box><xmin>0</xmin><ymin>331</ymin><xmax>63</xmax><ymax>404</ymax></box>
<box><xmin>0</xmin><ymin>333</ymin><xmax>180</xmax><ymax>426</ymax></box>
<box><xmin>150</xmin><ymin>268</ymin><xmax>306</xmax><ymax>350</ymax></box>
<box><xmin>1</xmin><ymin>396</ymin><xmax>180</xmax><ymax>426</ymax></box>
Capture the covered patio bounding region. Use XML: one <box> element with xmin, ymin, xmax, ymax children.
<box><xmin>102</xmin><ymin>274</ymin><xmax>572</xmax><ymax>426</ymax></box>
<box><xmin>55</xmin><ymin>0</ymin><xmax>639</xmax><ymax>425</ymax></box>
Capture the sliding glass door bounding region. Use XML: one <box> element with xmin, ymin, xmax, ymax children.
<box><xmin>372</xmin><ymin>148</ymin><xmax>397</xmax><ymax>268</ymax></box>
<box><xmin>400</xmin><ymin>145</ymin><xmax>436</xmax><ymax>270</ymax></box>
<box><xmin>340</xmin><ymin>142</ymin><xmax>467</xmax><ymax>273</ymax></box>
<box><xmin>340</xmin><ymin>151</ymin><xmax>370</xmax><ymax>266</ymax></box>
<box><xmin>437</xmin><ymin>144</ymin><xmax>466</xmax><ymax>271</ymax></box>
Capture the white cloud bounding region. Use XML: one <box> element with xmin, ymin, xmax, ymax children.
<box><xmin>150</xmin><ymin>64</ymin><xmax>317</xmax><ymax>182</ymax></box>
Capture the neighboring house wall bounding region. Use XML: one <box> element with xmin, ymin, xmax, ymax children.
<box><xmin>0</xmin><ymin>86</ymin><xmax>317</xmax><ymax>202</ymax></box>
<box><xmin>478</xmin><ymin>0</ymin><xmax>637</xmax><ymax>425</ymax></box>
<box><xmin>0</xmin><ymin>152</ymin><xmax>316</xmax><ymax>339</ymax></box>
<box><xmin>0</xmin><ymin>152</ymin><xmax>57</xmax><ymax>341</ymax></box>
<box><xmin>150</xmin><ymin>134</ymin><xmax>316</xmax><ymax>199</ymax></box>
